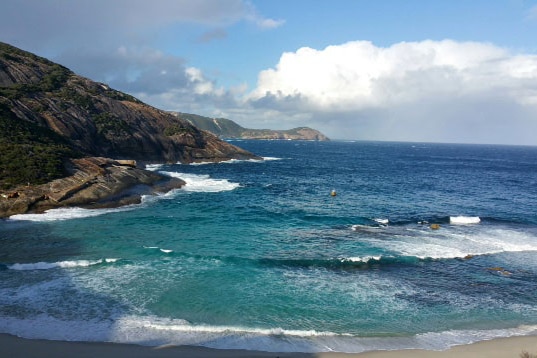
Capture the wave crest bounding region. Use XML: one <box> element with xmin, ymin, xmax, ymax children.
<box><xmin>160</xmin><ymin>172</ymin><xmax>240</xmax><ymax>192</ymax></box>
<box><xmin>7</xmin><ymin>258</ymin><xmax>119</xmax><ymax>271</ymax></box>
<box><xmin>450</xmin><ymin>216</ymin><xmax>481</xmax><ymax>224</ymax></box>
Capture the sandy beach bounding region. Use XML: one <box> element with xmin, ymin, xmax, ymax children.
<box><xmin>1</xmin><ymin>334</ymin><xmax>536</xmax><ymax>358</ymax></box>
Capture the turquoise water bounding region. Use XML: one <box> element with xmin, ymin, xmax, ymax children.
<box><xmin>1</xmin><ymin>140</ymin><xmax>537</xmax><ymax>353</ymax></box>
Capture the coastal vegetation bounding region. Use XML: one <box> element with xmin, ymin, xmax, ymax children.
<box><xmin>0</xmin><ymin>102</ymin><xmax>75</xmax><ymax>189</ymax></box>
<box><xmin>163</xmin><ymin>123</ymin><xmax>192</xmax><ymax>136</ymax></box>
<box><xmin>92</xmin><ymin>112</ymin><xmax>132</xmax><ymax>136</ymax></box>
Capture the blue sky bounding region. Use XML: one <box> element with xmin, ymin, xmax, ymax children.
<box><xmin>2</xmin><ymin>0</ymin><xmax>537</xmax><ymax>144</ymax></box>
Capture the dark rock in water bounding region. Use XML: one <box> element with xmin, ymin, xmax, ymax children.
<box><xmin>0</xmin><ymin>157</ymin><xmax>185</xmax><ymax>218</ymax></box>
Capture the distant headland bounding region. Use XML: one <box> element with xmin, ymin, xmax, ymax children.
<box><xmin>171</xmin><ymin>112</ymin><xmax>330</xmax><ymax>141</ymax></box>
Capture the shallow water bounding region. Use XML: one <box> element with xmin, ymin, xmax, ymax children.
<box><xmin>1</xmin><ymin>140</ymin><xmax>537</xmax><ymax>353</ymax></box>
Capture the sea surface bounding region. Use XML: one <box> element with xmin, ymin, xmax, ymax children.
<box><xmin>1</xmin><ymin>140</ymin><xmax>537</xmax><ymax>353</ymax></box>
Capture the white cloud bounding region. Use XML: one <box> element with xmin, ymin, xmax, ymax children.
<box><xmin>244</xmin><ymin>40</ymin><xmax>537</xmax><ymax>144</ymax></box>
<box><xmin>243</xmin><ymin>0</ymin><xmax>285</xmax><ymax>29</ymax></box>
<box><xmin>255</xmin><ymin>17</ymin><xmax>286</xmax><ymax>29</ymax></box>
<box><xmin>185</xmin><ymin>67</ymin><xmax>225</xmax><ymax>96</ymax></box>
<box><xmin>249</xmin><ymin>40</ymin><xmax>537</xmax><ymax>110</ymax></box>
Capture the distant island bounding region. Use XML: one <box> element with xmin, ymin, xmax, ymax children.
<box><xmin>171</xmin><ymin>112</ymin><xmax>330</xmax><ymax>141</ymax></box>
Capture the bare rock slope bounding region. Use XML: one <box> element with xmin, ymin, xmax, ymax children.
<box><xmin>0</xmin><ymin>42</ymin><xmax>259</xmax><ymax>216</ymax></box>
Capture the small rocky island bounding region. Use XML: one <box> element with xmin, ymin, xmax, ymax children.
<box><xmin>0</xmin><ymin>42</ymin><xmax>260</xmax><ymax>217</ymax></box>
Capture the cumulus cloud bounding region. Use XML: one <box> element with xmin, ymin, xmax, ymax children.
<box><xmin>249</xmin><ymin>40</ymin><xmax>537</xmax><ymax>110</ymax></box>
<box><xmin>243</xmin><ymin>40</ymin><xmax>537</xmax><ymax>144</ymax></box>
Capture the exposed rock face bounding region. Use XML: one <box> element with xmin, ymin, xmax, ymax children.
<box><xmin>0</xmin><ymin>42</ymin><xmax>259</xmax><ymax>166</ymax></box>
<box><xmin>0</xmin><ymin>42</ymin><xmax>261</xmax><ymax>216</ymax></box>
<box><xmin>0</xmin><ymin>157</ymin><xmax>185</xmax><ymax>218</ymax></box>
<box><xmin>173</xmin><ymin>112</ymin><xmax>330</xmax><ymax>141</ymax></box>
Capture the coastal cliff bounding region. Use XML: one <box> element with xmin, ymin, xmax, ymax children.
<box><xmin>0</xmin><ymin>42</ymin><xmax>260</xmax><ymax>217</ymax></box>
<box><xmin>173</xmin><ymin>112</ymin><xmax>330</xmax><ymax>141</ymax></box>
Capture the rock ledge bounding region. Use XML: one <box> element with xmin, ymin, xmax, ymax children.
<box><xmin>0</xmin><ymin>157</ymin><xmax>184</xmax><ymax>218</ymax></box>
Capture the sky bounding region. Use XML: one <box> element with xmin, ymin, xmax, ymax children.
<box><xmin>2</xmin><ymin>0</ymin><xmax>537</xmax><ymax>144</ymax></box>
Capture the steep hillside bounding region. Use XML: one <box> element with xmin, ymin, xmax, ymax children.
<box><xmin>0</xmin><ymin>42</ymin><xmax>259</xmax><ymax>190</ymax></box>
<box><xmin>173</xmin><ymin>112</ymin><xmax>330</xmax><ymax>141</ymax></box>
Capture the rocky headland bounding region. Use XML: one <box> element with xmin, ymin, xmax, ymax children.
<box><xmin>0</xmin><ymin>42</ymin><xmax>260</xmax><ymax>217</ymax></box>
<box><xmin>172</xmin><ymin>112</ymin><xmax>330</xmax><ymax>141</ymax></box>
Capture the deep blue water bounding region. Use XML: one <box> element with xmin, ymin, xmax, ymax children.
<box><xmin>1</xmin><ymin>140</ymin><xmax>537</xmax><ymax>353</ymax></box>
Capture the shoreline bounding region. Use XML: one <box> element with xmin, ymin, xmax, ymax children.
<box><xmin>1</xmin><ymin>334</ymin><xmax>536</xmax><ymax>358</ymax></box>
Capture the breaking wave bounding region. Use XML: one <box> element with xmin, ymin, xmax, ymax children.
<box><xmin>450</xmin><ymin>216</ymin><xmax>481</xmax><ymax>224</ymax></box>
<box><xmin>7</xmin><ymin>258</ymin><xmax>119</xmax><ymax>271</ymax></box>
<box><xmin>159</xmin><ymin>171</ymin><xmax>240</xmax><ymax>192</ymax></box>
<box><xmin>1</xmin><ymin>314</ymin><xmax>536</xmax><ymax>353</ymax></box>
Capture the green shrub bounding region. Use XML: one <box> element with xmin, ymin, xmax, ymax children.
<box><xmin>93</xmin><ymin>112</ymin><xmax>131</xmax><ymax>136</ymax></box>
<box><xmin>164</xmin><ymin>124</ymin><xmax>190</xmax><ymax>136</ymax></box>
<box><xmin>0</xmin><ymin>103</ymin><xmax>76</xmax><ymax>189</ymax></box>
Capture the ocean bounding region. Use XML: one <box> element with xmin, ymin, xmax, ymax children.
<box><xmin>1</xmin><ymin>140</ymin><xmax>537</xmax><ymax>353</ymax></box>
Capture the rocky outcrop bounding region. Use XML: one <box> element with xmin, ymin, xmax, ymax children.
<box><xmin>0</xmin><ymin>157</ymin><xmax>185</xmax><ymax>218</ymax></box>
<box><xmin>0</xmin><ymin>42</ymin><xmax>260</xmax><ymax>179</ymax></box>
<box><xmin>173</xmin><ymin>112</ymin><xmax>330</xmax><ymax>141</ymax></box>
<box><xmin>0</xmin><ymin>42</ymin><xmax>261</xmax><ymax>216</ymax></box>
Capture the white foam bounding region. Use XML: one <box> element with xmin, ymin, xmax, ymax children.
<box><xmin>374</xmin><ymin>225</ymin><xmax>537</xmax><ymax>260</ymax></box>
<box><xmin>9</xmin><ymin>207</ymin><xmax>118</xmax><ymax>222</ymax></box>
<box><xmin>110</xmin><ymin>319</ymin><xmax>537</xmax><ymax>353</ymax></box>
<box><xmin>374</xmin><ymin>218</ymin><xmax>389</xmax><ymax>225</ymax></box>
<box><xmin>450</xmin><ymin>216</ymin><xmax>481</xmax><ymax>225</ymax></box>
<box><xmin>263</xmin><ymin>157</ymin><xmax>283</xmax><ymax>161</ymax></box>
<box><xmin>7</xmin><ymin>258</ymin><xmax>118</xmax><ymax>271</ymax></box>
<box><xmin>7</xmin><ymin>202</ymin><xmax>146</xmax><ymax>222</ymax></box>
<box><xmin>351</xmin><ymin>224</ymin><xmax>381</xmax><ymax>231</ymax></box>
<box><xmin>144</xmin><ymin>164</ymin><xmax>164</xmax><ymax>171</ymax></box>
<box><xmin>160</xmin><ymin>249</ymin><xmax>173</xmax><ymax>254</ymax></box>
<box><xmin>189</xmin><ymin>158</ymin><xmax>266</xmax><ymax>165</ymax></box>
<box><xmin>2</xmin><ymin>314</ymin><xmax>536</xmax><ymax>354</ymax></box>
<box><xmin>160</xmin><ymin>171</ymin><xmax>240</xmax><ymax>192</ymax></box>
<box><xmin>343</xmin><ymin>256</ymin><xmax>383</xmax><ymax>263</ymax></box>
